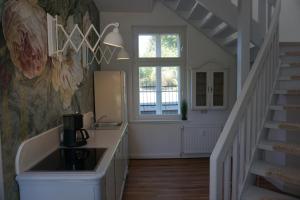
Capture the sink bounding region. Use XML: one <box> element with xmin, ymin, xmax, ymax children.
<box><xmin>94</xmin><ymin>122</ymin><xmax>122</xmax><ymax>130</ymax></box>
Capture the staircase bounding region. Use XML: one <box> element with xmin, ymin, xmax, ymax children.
<box><xmin>241</xmin><ymin>42</ymin><xmax>300</xmax><ymax>199</ymax></box>
<box><xmin>210</xmin><ymin>0</ymin><xmax>300</xmax><ymax>199</ymax></box>
<box><xmin>160</xmin><ymin>0</ymin><xmax>260</xmax><ymax>54</ymax></box>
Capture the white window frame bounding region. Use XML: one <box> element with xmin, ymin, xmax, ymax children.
<box><xmin>133</xmin><ymin>26</ymin><xmax>186</xmax><ymax>120</ymax></box>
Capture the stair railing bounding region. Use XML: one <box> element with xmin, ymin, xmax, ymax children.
<box><xmin>209</xmin><ymin>0</ymin><xmax>281</xmax><ymax>200</ymax></box>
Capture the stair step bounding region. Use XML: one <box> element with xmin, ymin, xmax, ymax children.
<box><xmin>269</xmin><ymin>105</ymin><xmax>300</xmax><ymax>111</ymax></box>
<box><xmin>274</xmin><ymin>90</ymin><xmax>300</xmax><ymax>95</ymax></box>
<box><xmin>280</xmin><ymin>42</ymin><xmax>300</xmax><ymax>47</ymax></box>
<box><xmin>163</xmin><ymin>0</ymin><xmax>180</xmax><ymax>10</ymax></box>
<box><xmin>210</xmin><ymin>22</ymin><xmax>228</xmax><ymax>37</ymax></box>
<box><xmin>251</xmin><ymin>161</ymin><xmax>300</xmax><ymax>186</ymax></box>
<box><xmin>242</xmin><ymin>186</ymin><xmax>299</xmax><ymax>200</ymax></box>
<box><xmin>281</xmin><ymin>63</ymin><xmax>300</xmax><ymax>68</ymax></box>
<box><xmin>265</xmin><ymin>121</ymin><xmax>300</xmax><ymax>131</ymax></box>
<box><xmin>281</xmin><ymin>51</ymin><xmax>300</xmax><ymax>57</ymax></box>
<box><xmin>278</xmin><ymin>76</ymin><xmax>300</xmax><ymax>81</ymax></box>
<box><xmin>258</xmin><ymin>140</ymin><xmax>300</xmax><ymax>156</ymax></box>
<box><xmin>175</xmin><ymin>0</ymin><xmax>195</xmax><ymax>11</ymax></box>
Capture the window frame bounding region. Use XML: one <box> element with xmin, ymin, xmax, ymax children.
<box><xmin>133</xmin><ymin>26</ymin><xmax>186</xmax><ymax>120</ymax></box>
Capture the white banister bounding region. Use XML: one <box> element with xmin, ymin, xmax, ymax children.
<box><xmin>209</xmin><ymin>0</ymin><xmax>281</xmax><ymax>199</ymax></box>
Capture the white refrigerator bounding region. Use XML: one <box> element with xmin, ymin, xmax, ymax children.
<box><xmin>94</xmin><ymin>71</ymin><xmax>126</xmax><ymax>123</ymax></box>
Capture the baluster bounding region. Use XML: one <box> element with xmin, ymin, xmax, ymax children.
<box><xmin>232</xmin><ymin>134</ymin><xmax>239</xmax><ymax>200</ymax></box>
<box><xmin>239</xmin><ymin>117</ymin><xmax>246</xmax><ymax>185</ymax></box>
<box><xmin>257</xmin><ymin>74</ymin><xmax>263</xmax><ymax>132</ymax></box>
<box><xmin>263</xmin><ymin>60</ymin><xmax>268</xmax><ymax>111</ymax></box>
<box><xmin>270</xmin><ymin>36</ymin><xmax>274</xmax><ymax>87</ymax></box>
<box><xmin>265</xmin><ymin>50</ymin><xmax>271</xmax><ymax>105</ymax></box>
<box><xmin>256</xmin><ymin>78</ymin><xmax>262</xmax><ymax>141</ymax></box>
<box><xmin>246</xmin><ymin>100</ymin><xmax>252</xmax><ymax>163</ymax></box>
<box><xmin>267</xmin><ymin>49</ymin><xmax>272</xmax><ymax>99</ymax></box>
<box><xmin>252</xmin><ymin>88</ymin><xmax>258</xmax><ymax>153</ymax></box>
<box><xmin>268</xmin><ymin>43</ymin><xmax>272</xmax><ymax>93</ymax></box>
<box><xmin>224</xmin><ymin>152</ymin><xmax>232</xmax><ymax>200</ymax></box>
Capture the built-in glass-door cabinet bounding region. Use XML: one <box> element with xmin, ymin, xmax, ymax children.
<box><xmin>191</xmin><ymin>69</ymin><xmax>227</xmax><ymax>110</ymax></box>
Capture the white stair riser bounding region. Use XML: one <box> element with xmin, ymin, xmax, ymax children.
<box><xmin>277</xmin><ymin>80</ymin><xmax>300</xmax><ymax>90</ymax></box>
<box><xmin>280</xmin><ymin>46</ymin><xmax>300</xmax><ymax>53</ymax></box>
<box><xmin>279</xmin><ymin>67</ymin><xmax>300</xmax><ymax>76</ymax></box>
<box><xmin>281</xmin><ymin>56</ymin><xmax>300</xmax><ymax>63</ymax></box>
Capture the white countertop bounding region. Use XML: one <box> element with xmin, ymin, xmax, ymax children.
<box><xmin>16</xmin><ymin>122</ymin><xmax>128</xmax><ymax>182</ymax></box>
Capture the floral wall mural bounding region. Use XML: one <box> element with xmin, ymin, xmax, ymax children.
<box><xmin>0</xmin><ymin>0</ymin><xmax>100</xmax><ymax>199</ymax></box>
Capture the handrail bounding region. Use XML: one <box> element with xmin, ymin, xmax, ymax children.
<box><xmin>209</xmin><ymin>0</ymin><xmax>281</xmax><ymax>199</ymax></box>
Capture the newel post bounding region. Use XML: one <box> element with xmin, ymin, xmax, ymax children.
<box><xmin>237</xmin><ymin>0</ymin><xmax>251</xmax><ymax>95</ymax></box>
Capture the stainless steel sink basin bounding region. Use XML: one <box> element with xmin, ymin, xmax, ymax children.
<box><xmin>94</xmin><ymin>122</ymin><xmax>122</xmax><ymax>130</ymax></box>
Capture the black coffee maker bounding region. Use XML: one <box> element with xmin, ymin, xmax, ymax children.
<box><xmin>63</xmin><ymin>113</ymin><xmax>89</xmax><ymax>147</ymax></box>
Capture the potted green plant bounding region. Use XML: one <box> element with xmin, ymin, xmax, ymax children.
<box><xmin>181</xmin><ymin>99</ymin><xmax>188</xmax><ymax>120</ymax></box>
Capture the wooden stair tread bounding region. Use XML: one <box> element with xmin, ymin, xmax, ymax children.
<box><xmin>251</xmin><ymin>161</ymin><xmax>300</xmax><ymax>186</ymax></box>
<box><xmin>258</xmin><ymin>140</ymin><xmax>300</xmax><ymax>156</ymax></box>
<box><xmin>278</xmin><ymin>76</ymin><xmax>300</xmax><ymax>81</ymax></box>
<box><xmin>281</xmin><ymin>51</ymin><xmax>300</xmax><ymax>57</ymax></box>
<box><xmin>269</xmin><ymin>105</ymin><xmax>300</xmax><ymax>111</ymax></box>
<box><xmin>242</xmin><ymin>186</ymin><xmax>299</xmax><ymax>200</ymax></box>
<box><xmin>265</xmin><ymin>121</ymin><xmax>300</xmax><ymax>131</ymax></box>
<box><xmin>280</xmin><ymin>42</ymin><xmax>300</xmax><ymax>47</ymax></box>
<box><xmin>281</xmin><ymin>63</ymin><xmax>300</xmax><ymax>68</ymax></box>
<box><xmin>274</xmin><ymin>90</ymin><xmax>300</xmax><ymax>95</ymax></box>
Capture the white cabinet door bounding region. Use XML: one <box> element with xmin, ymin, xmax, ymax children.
<box><xmin>211</xmin><ymin>70</ymin><xmax>227</xmax><ymax>109</ymax></box>
<box><xmin>123</xmin><ymin>130</ymin><xmax>129</xmax><ymax>178</ymax></box>
<box><xmin>105</xmin><ymin>159</ymin><xmax>116</xmax><ymax>200</ymax></box>
<box><xmin>114</xmin><ymin>141</ymin><xmax>123</xmax><ymax>200</ymax></box>
<box><xmin>191</xmin><ymin>69</ymin><xmax>227</xmax><ymax>110</ymax></box>
<box><xmin>191</xmin><ymin>71</ymin><xmax>209</xmax><ymax>109</ymax></box>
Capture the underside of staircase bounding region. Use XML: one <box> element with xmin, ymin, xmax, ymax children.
<box><xmin>241</xmin><ymin>43</ymin><xmax>300</xmax><ymax>200</ymax></box>
<box><xmin>160</xmin><ymin>0</ymin><xmax>258</xmax><ymax>55</ymax></box>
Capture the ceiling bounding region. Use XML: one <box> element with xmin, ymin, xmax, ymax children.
<box><xmin>94</xmin><ymin>0</ymin><xmax>154</xmax><ymax>12</ymax></box>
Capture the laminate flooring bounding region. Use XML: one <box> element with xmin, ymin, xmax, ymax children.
<box><xmin>122</xmin><ymin>158</ymin><xmax>209</xmax><ymax>200</ymax></box>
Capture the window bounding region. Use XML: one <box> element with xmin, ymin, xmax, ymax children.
<box><xmin>133</xmin><ymin>27</ymin><xmax>186</xmax><ymax>119</ymax></box>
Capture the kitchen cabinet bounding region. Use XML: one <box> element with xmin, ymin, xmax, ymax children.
<box><xmin>191</xmin><ymin>69</ymin><xmax>227</xmax><ymax>110</ymax></box>
<box><xmin>16</xmin><ymin>125</ymin><xmax>129</xmax><ymax>200</ymax></box>
<box><xmin>104</xmin><ymin>128</ymin><xmax>128</xmax><ymax>200</ymax></box>
<box><xmin>104</xmin><ymin>159</ymin><xmax>116</xmax><ymax>200</ymax></box>
<box><xmin>114</xmin><ymin>128</ymin><xmax>128</xmax><ymax>200</ymax></box>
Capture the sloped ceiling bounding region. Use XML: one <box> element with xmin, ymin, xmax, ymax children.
<box><xmin>94</xmin><ymin>0</ymin><xmax>154</xmax><ymax>12</ymax></box>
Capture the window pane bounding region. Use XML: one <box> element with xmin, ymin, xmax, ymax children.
<box><xmin>161</xmin><ymin>67</ymin><xmax>179</xmax><ymax>114</ymax></box>
<box><xmin>213</xmin><ymin>72</ymin><xmax>224</xmax><ymax>106</ymax></box>
<box><xmin>138</xmin><ymin>34</ymin><xmax>180</xmax><ymax>58</ymax></box>
<box><xmin>139</xmin><ymin>67</ymin><xmax>157</xmax><ymax>115</ymax></box>
<box><xmin>138</xmin><ymin>35</ymin><xmax>157</xmax><ymax>58</ymax></box>
<box><xmin>196</xmin><ymin>72</ymin><xmax>207</xmax><ymax>106</ymax></box>
<box><xmin>161</xmin><ymin>34</ymin><xmax>180</xmax><ymax>58</ymax></box>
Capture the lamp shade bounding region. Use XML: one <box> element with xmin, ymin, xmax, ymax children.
<box><xmin>117</xmin><ymin>48</ymin><xmax>130</xmax><ymax>60</ymax></box>
<box><xmin>103</xmin><ymin>27</ymin><xmax>123</xmax><ymax>48</ymax></box>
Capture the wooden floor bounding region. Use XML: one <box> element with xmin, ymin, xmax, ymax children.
<box><xmin>122</xmin><ymin>158</ymin><xmax>209</xmax><ymax>200</ymax></box>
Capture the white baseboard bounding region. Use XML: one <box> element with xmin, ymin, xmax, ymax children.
<box><xmin>129</xmin><ymin>153</ymin><xmax>181</xmax><ymax>159</ymax></box>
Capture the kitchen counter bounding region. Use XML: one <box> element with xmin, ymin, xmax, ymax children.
<box><xmin>16</xmin><ymin>122</ymin><xmax>128</xmax><ymax>182</ymax></box>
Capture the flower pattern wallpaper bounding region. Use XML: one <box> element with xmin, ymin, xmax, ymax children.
<box><xmin>0</xmin><ymin>0</ymin><xmax>100</xmax><ymax>199</ymax></box>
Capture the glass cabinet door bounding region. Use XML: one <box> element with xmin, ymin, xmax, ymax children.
<box><xmin>195</xmin><ymin>72</ymin><xmax>208</xmax><ymax>107</ymax></box>
<box><xmin>212</xmin><ymin>72</ymin><xmax>225</xmax><ymax>107</ymax></box>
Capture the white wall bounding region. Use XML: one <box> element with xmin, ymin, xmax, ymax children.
<box><xmin>279</xmin><ymin>0</ymin><xmax>300</xmax><ymax>42</ymax></box>
<box><xmin>100</xmin><ymin>2</ymin><xmax>236</xmax><ymax>158</ymax></box>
